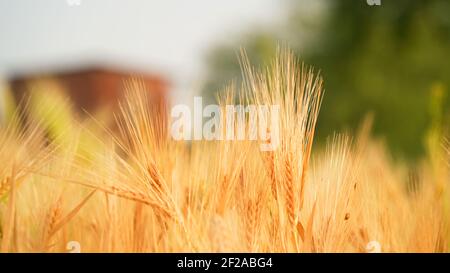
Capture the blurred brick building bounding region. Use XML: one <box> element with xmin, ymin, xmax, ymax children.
<box><xmin>9</xmin><ymin>65</ymin><xmax>169</xmax><ymax>115</ymax></box>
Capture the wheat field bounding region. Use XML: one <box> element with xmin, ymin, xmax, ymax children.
<box><xmin>0</xmin><ymin>50</ymin><xmax>449</xmax><ymax>253</ymax></box>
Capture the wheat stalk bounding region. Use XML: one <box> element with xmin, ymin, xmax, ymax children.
<box><xmin>0</xmin><ymin>176</ymin><xmax>11</xmax><ymax>199</ymax></box>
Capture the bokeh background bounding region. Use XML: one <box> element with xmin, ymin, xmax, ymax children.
<box><xmin>0</xmin><ymin>0</ymin><xmax>449</xmax><ymax>160</ymax></box>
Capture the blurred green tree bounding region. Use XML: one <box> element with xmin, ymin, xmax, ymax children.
<box><xmin>202</xmin><ymin>0</ymin><xmax>450</xmax><ymax>158</ymax></box>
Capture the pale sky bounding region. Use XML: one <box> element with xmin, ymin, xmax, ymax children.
<box><xmin>0</xmin><ymin>0</ymin><xmax>287</xmax><ymax>103</ymax></box>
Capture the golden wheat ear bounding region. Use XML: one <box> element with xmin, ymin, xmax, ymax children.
<box><xmin>0</xmin><ymin>98</ymin><xmax>56</xmax><ymax>199</ymax></box>
<box><xmin>236</xmin><ymin>48</ymin><xmax>323</xmax><ymax>251</ymax></box>
<box><xmin>63</xmin><ymin>80</ymin><xmax>186</xmax><ymax>224</ymax></box>
<box><xmin>0</xmin><ymin>96</ymin><xmax>60</xmax><ymax>253</ymax></box>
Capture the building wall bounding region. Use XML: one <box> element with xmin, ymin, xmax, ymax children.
<box><xmin>9</xmin><ymin>68</ymin><xmax>169</xmax><ymax>115</ymax></box>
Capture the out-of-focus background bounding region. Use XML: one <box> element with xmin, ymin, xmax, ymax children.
<box><xmin>0</xmin><ymin>0</ymin><xmax>449</xmax><ymax>159</ymax></box>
